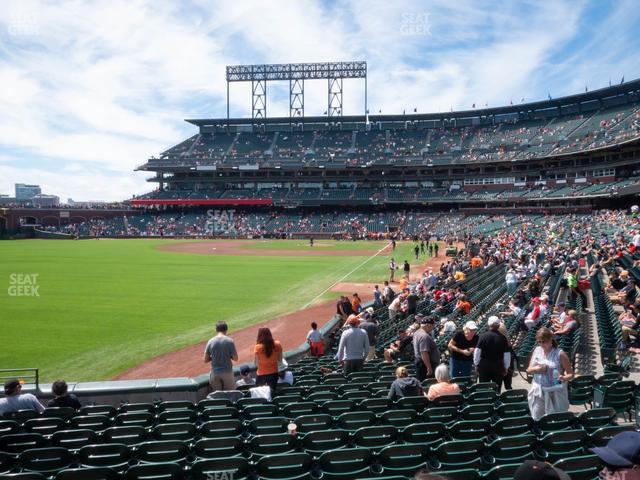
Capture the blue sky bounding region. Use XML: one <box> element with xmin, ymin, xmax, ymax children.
<box><xmin>0</xmin><ymin>0</ymin><xmax>638</xmax><ymax>201</ymax></box>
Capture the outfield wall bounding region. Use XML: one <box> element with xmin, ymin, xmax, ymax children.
<box><xmin>10</xmin><ymin>314</ymin><xmax>344</xmax><ymax>406</ymax></box>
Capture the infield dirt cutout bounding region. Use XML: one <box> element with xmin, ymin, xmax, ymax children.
<box><xmin>114</xmin><ymin>241</ymin><xmax>459</xmax><ymax>380</ymax></box>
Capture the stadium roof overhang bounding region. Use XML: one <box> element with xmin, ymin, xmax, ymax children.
<box><xmin>186</xmin><ymin>77</ymin><xmax>640</xmax><ymax>127</ymax></box>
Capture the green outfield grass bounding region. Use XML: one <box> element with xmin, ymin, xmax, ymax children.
<box><xmin>0</xmin><ymin>238</ymin><xmax>425</xmax><ymax>381</ymax></box>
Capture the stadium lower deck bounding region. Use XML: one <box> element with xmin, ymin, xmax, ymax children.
<box><xmin>4</xmin><ymin>209</ymin><xmax>640</xmax><ymax>479</ymax></box>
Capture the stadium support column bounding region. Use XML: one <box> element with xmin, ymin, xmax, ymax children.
<box><xmin>290</xmin><ymin>78</ymin><xmax>304</xmax><ymax>118</ymax></box>
<box><xmin>328</xmin><ymin>77</ymin><xmax>343</xmax><ymax>117</ymax></box>
<box><xmin>252</xmin><ymin>79</ymin><xmax>267</xmax><ymax>119</ymax></box>
<box><xmin>159</xmin><ymin>172</ymin><xmax>164</xmax><ymax>192</ymax></box>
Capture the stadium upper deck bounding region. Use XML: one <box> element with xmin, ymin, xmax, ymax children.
<box><xmin>139</xmin><ymin>79</ymin><xmax>640</xmax><ymax>171</ymax></box>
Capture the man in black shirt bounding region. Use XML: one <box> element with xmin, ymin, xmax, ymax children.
<box><xmin>473</xmin><ymin>316</ymin><xmax>510</xmax><ymax>388</ymax></box>
<box><xmin>47</xmin><ymin>380</ymin><xmax>81</xmax><ymax>410</ymax></box>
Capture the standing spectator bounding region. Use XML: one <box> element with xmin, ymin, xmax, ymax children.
<box><xmin>566</xmin><ymin>268</ymin><xmax>588</xmax><ymax>306</ymax></box>
<box><xmin>591</xmin><ymin>431</ymin><xmax>640</xmax><ymax>480</ymax></box>
<box><xmin>505</xmin><ymin>268</ymin><xmax>518</xmax><ymax>296</ymax></box>
<box><xmin>473</xmin><ymin>316</ymin><xmax>511</xmax><ymax>388</ymax></box>
<box><xmin>414</xmin><ymin>244</ymin><xmax>420</xmax><ymax>260</ymax></box>
<box><xmin>48</xmin><ymin>380</ymin><xmax>81</xmax><ymax>409</ymax></box>
<box><xmin>336</xmin><ymin>316</ymin><xmax>369</xmax><ymax>374</ymax></box>
<box><xmin>0</xmin><ymin>379</ymin><xmax>45</xmax><ymax>416</ymax></box>
<box><xmin>406</xmin><ymin>289</ymin><xmax>419</xmax><ymax>315</ymax></box>
<box><xmin>389</xmin><ymin>258</ymin><xmax>397</xmax><ymax>282</ymax></box>
<box><xmin>204</xmin><ymin>321</ymin><xmax>238</xmax><ymax>392</ymax></box>
<box><xmin>306</xmin><ymin>322</ymin><xmax>324</xmax><ymax>356</ymax></box>
<box><xmin>425</xmin><ymin>364</ymin><xmax>461</xmax><ymax>401</ymax></box>
<box><xmin>448</xmin><ymin>321</ymin><xmax>479</xmax><ymax>378</ymax></box>
<box><xmin>498</xmin><ymin>322</ymin><xmax>516</xmax><ymax>390</ymax></box>
<box><xmin>373</xmin><ymin>285</ymin><xmax>383</xmax><ymax>308</ymax></box>
<box><xmin>359</xmin><ymin>313</ymin><xmax>379</xmax><ymax>361</ymax></box>
<box><xmin>337</xmin><ymin>295</ymin><xmax>354</xmax><ymax>320</ymax></box>
<box><xmin>383</xmin><ymin>280</ymin><xmax>395</xmax><ymax>305</ymax></box>
<box><xmin>434</xmin><ymin>242</ymin><xmax>440</xmax><ymax>257</ymax></box>
<box><xmin>352</xmin><ymin>293</ymin><xmax>362</xmax><ymax>314</ymax></box>
<box><xmin>388</xmin><ymin>366</ymin><xmax>423</xmax><ymax>401</ymax></box>
<box><xmin>429</xmin><ymin>243</ymin><xmax>435</xmax><ymax>256</ymax></box>
<box><xmin>254</xmin><ymin>327</ymin><xmax>283</xmax><ymax>391</ymax></box>
<box><xmin>526</xmin><ymin>327</ymin><xmax>573</xmax><ymax>421</ymax></box>
<box><xmin>388</xmin><ymin>294</ymin><xmax>402</xmax><ymax>322</ymax></box>
<box><xmin>413</xmin><ymin>317</ymin><xmax>439</xmax><ymax>381</ymax></box>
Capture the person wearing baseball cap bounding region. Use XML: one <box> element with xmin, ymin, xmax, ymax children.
<box><xmin>513</xmin><ymin>460</ymin><xmax>570</xmax><ymax>480</ymax></box>
<box><xmin>591</xmin><ymin>431</ymin><xmax>640</xmax><ymax>479</ymax></box>
<box><xmin>412</xmin><ymin>317</ymin><xmax>439</xmax><ymax>381</ymax></box>
<box><xmin>473</xmin><ymin>316</ymin><xmax>510</xmax><ymax>389</ymax></box>
<box><xmin>0</xmin><ymin>379</ymin><xmax>45</xmax><ymax>416</ymax></box>
<box><xmin>448</xmin><ymin>320</ymin><xmax>479</xmax><ymax>378</ymax></box>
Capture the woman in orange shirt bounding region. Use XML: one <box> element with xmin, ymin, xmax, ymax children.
<box><xmin>254</xmin><ymin>327</ymin><xmax>283</xmax><ymax>391</ymax></box>
<box><xmin>426</xmin><ymin>364</ymin><xmax>461</xmax><ymax>401</ymax></box>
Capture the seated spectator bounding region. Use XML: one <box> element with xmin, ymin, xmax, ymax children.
<box><xmin>388</xmin><ymin>366</ymin><xmax>423</xmax><ymax>401</ymax></box>
<box><xmin>277</xmin><ymin>361</ymin><xmax>294</xmax><ymax>386</ymax></box>
<box><xmin>425</xmin><ymin>364</ymin><xmax>461</xmax><ymax>401</ymax></box>
<box><xmin>550</xmin><ymin>301</ymin><xmax>567</xmax><ymax>330</ymax></box>
<box><xmin>236</xmin><ymin>365</ymin><xmax>255</xmax><ymax>387</ymax></box>
<box><xmin>0</xmin><ymin>379</ymin><xmax>45</xmax><ymax>416</ymax></box>
<box><xmin>524</xmin><ymin>297</ymin><xmax>543</xmax><ymax>330</ymax></box>
<box><xmin>440</xmin><ymin>317</ymin><xmax>457</xmax><ymax>334</ymax></box>
<box><xmin>384</xmin><ymin>329</ymin><xmax>413</xmax><ymax>363</ymax></box>
<box><xmin>47</xmin><ymin>380</ymin><xmax>81</xmax><ymax>409</ymax></box>
<box><xmin>553</xmin><ymin>309</ymin><xmax>580</xmax><ymax>336</ymax></box>
<box><xmin>454</xmin><ymin>295</ymin><xmax>471</xmax><ymax>316</ymax></box>
<box><xmin>619</xmin><ymin>310</ymin><xmax>639</xmax><ymax>346</ymax></box>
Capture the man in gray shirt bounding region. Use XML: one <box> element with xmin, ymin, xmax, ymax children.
<box><xmin>337</xmin><ymin>317</ymin><xmax>370</xmax><ymax>374</ymax></box>
<box><xmin>204</xmin><ymin>321</ymin><xmax>238</xmax><ymax>391</ymax></box>
<box><xmin>412</xmin><ymin>317</ymin><xmax>440</xmax><ymax>381</ymax></box>
<box><xmin>0</xmin><ymin>379</ymin><xmax>45</xmax><ymax>416</ymax></box>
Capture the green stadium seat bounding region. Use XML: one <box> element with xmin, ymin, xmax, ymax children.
<box><xmin>241</xmin><ymin>404</ymin><xmax>279</xmax><ymax>421</ymax></box>
<box><xmin>432</xmin><ymin>468</ymin><xmax>482</xmax><ymax>480</ymax></box>
<box><xmin>23</xmin><ymin>418</ymin><xmax>65</xmax><ymax>437</ymax></box>
<box><xmin>247</xmin><ymin>417</ymin><xmax>288</xmax><ymax>435</ymax></box>
<box><xmin>197</xmin><ymin>399</ymin><xmax>231</xmax><ymax>411</ymax></box>
<box><xmin>255</xmin><ymin>452</ymin><xmax>313</xmax><ymax>480</ymax></box>
<box><xmin>401</xmin><ymin>422</ymin><xmax>446</xmax><ymax>447</ymax></box>
<box><xmin>247</xmin><ymin>432</ymin><xmax>297</xmax><ymax>459</ymax></box>
<box><xmin>335</xmin><ymin>411</ymin><xmax>375</xmax><ymax>431</ymax></box>
<box><xmin>423</xmin><ymin>406</ymin><xmax>458</xmax><ymax>425</ymax></box>
<box><xmin>3</xmin><ymin>410</ymin><xmax>39</xmax><ymax>424</ymax></box>
<box><xmin>486</xmin><ymin>434</ymin><xmax>536</xmax><ymax>463</ymax></box>
<box><xmin>396</xmin><ymin>396</ymin><xmax>429</xmax><ymax>412</ymax></box>
<box><xmin>553</xmin><ymin>454</ymin><xmax>603</xmax><ymax>480</ymax></box>
<box><xmin>113</xmin><ymin>412</ymin><xmax>154</xmax><ymax>428</ymax></box>
<box><xmin>18</xmin><ymin>447</ymin><xmax>73</xmax><ymax>476</ymax></box>
<box><xmin>301</xmin><ymin>429</ymin><xmax>350</xmax><ymax>457</ymax></box>
<box><xmin>102</xmin><ymin>426</ymin><xmax>148</xmax><ymax>446</ymax></box>
<box><xmin>483</xmin><ymin>463</ymin><xmax>521</xmax><ymax>480</ymax></box>
<box><xmin>352</xmin><ymin>426</ymin><xmax>398</xmax><ymax>451</ymax></box>
<box><xmin>433</xmin><ymin>439</ymin><xmax>486</xmax><ymax>470</ymax></box>
<box><xmin>51</xmin><ymin>429</ymin><xmax>98</xmax><ymax>451</ymax></box>
<box><xmin>77</xmin><ymin>443</ymin><xmax>132</xmax><ymax>471</ymax></box>
<box><xmin>294</xmin><ymin>414</ymin><xmax>332</xmax><ymax>433</ymax></box>
<box><xmin>41</xmin><ymin>408</ymin><xmax>76</xmax><ymax>421</ymax></box>
<box><xmin>317</xmin><ymin>448</ymin><xmax>374</xmax><ymax>480</ymax></box>
<box><xmin>192</xmin><ymin>437</ymin><xmax>244</xmax><ymax>459</ymax></box>
<box><xmin>0</xmin><ymin>433</ymin><xmax>46</xmax><ymax>456</ymax></box>
<box><xmin>136</xmin><ymin>440</ymin><xmax>189</xmax><ymax>464</ymax></box>
<box><xmin>536</xmin><ymin>429</ymin><xmax>588</xmax><ymax>462</ymax></box>
<box><xmin>80</xmin><ymin>405</ymin><xmax>117</xmax><ymax>418</ymax></box>
<box><xmin>534</xmin><ymin>411</ymin><xmax>576</xmax><ymax>436</ymax></box>
<box><xmin>589</xmin><ymin>424</ymin><xmax>636</xmax><ymax>447</ymax></box>
<box><xmin>359</xmin><ymin>398</ymin><xmax>392</xmax><ymax>414</ymax></box>
<box><xmin>576</xmin><ymin>407</ymin><xmax>616</xmax><ymax>433</ymax></box>
<box><xmin>498</xmin><ymin>389</ymin><xmax>528</xmax><ymax>404</ymax></box>
<box><xmin>376</xmin><ymin>444</ymin><xmax>430</xmax><ymax>476</ymax></box>
<box><xmin>157</xmin><ymin>409</ymin><xmax>198</xmax><ymax>424</ymax></box>
<box><xmin>125</xmin><ymin>462</ymin><xmax>186</xmax><ymax>480</ymax></box>
<box><xmin>199</xmin><ymin>406</ymin><xmax>238</xmax><ymax>421</ymax></box>
<box><xmin>458</xmin><ymin>403</ymin><xmax>494</xmax><ymax>421</ymax></box>
<box><xmin>0</xmin><ymin>420</ymin><xmax>20</xmax><ymax>437</ymax></box>
<box><xmin>491</xmin><ymin>416</ymin><xmax>534</xmax><ymax>438</ymax></box>
<box><xmin>152</xmin><ymin>422</ymin><xmax>197</xmax><ymax>442</ymax></box>
<box><xmin>448</xmin><ymin>420</ymin><xmax>491</xmax><ymax>441</ymax></box>
<box><xmin>380</xmin><ymin>409</ymin><xmax>418</xmax><ymax>428</ymax></box>
<box><xmin>200</xmin><ymin>419</ymin><xmax>243</xmax><ymax>438</ymax></box>
<box><xmin>54</xmin><ymin>467</ymin><xmax>120</xmax><ymax>480</ymax></box>
<box><xmin>118</xmin><ymin>403</ymin><xmax>154</xmax><ymax>414</ymax></box>
<box><xmin>0</xmin><ymin>452</ymin><xmax>14</xmax><ymax>474</ymax></box>
<box><xmin>69</xmin><ymin>415</ymin><xmax>111</xmax><ymax>432</ymax></box>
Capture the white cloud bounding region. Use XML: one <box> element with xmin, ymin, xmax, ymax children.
<box><xmin>0</xmin><ymin>0</ymin><xmax>638</xmax><ymax>201</ymax></box>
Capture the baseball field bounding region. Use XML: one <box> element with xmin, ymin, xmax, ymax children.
<box><xmin>1</xmin><ymin>238</ymin><xmax>424</xmax><ymax>382</ymax></box>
